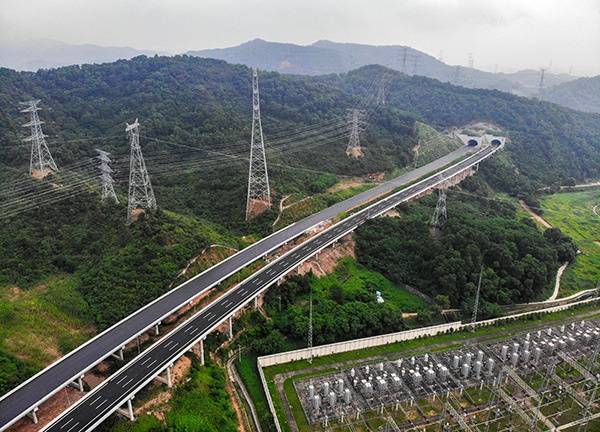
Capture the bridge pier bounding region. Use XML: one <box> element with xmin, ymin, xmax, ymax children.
<box><xmin>69</xmin><ymin>374</ymin><xmax>85</xmax><ymax>392</ymax></box>
<box><xmin>111</xmin><ymin>346</ymin><xmax>125</xmax><ymax>361</ymax></box>
<box><xmin>228</xmin><ymin>316</ymin><xmax>233</xmax><ymax>339</ymax></box>
<box><xmin>116</xmin><ymin>397</ymin><xmax>135</xmax><ymax>421</ymax></box>
<box><xmin>154</xmin><ymin>321</ymin><xmax>161</xmax><ymax>336</ymax></box>
<box><xmin>26</xmin><ymin>407</ymin><xmax>39</xmax><ymax>424</ymax></box>
<box><xmin>254</xmin><ymin>296</ymin><xmax>258</xmax><ymax>309</ymax></box>
<box><xmin>155</xmin><ymin>364</ymin><xmax>173</xmax><ymax>388</ymax></box>
<box><xmin>200</xmin><ymin>338</ymin><xmax>205</xmax><ymax>366</ymax></box>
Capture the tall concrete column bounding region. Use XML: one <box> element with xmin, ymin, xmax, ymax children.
<box><xmin>229</xmin><ymin>316</ymin><xmax>233</xmax><ymax>339</ymax></box>
<box><xmin>200</xmin><ymin>338</ymin><xmax>205</xmax><ymax>366</ymax></box>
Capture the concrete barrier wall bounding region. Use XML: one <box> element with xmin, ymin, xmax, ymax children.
<box><xmin>257</xmin><ymin>359</ymin><xmax>283</xmax><ymax>432</ymax></box>
<box><xmin>464</xmin><ymin>296</ymin><xmax>598</xmax><ymax>329</ymax></box>
<box><xmin>258</xmin><ymin>322</ymin><xmax>462</xmax><ymax>367</ymax></box>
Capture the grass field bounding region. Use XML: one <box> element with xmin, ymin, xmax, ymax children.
<box><xmin>311</xmin><ymin>257</ymin><xmax>429</xmax><ymax>312</ymax></box>
<box><xmin>0</xmin><ymin>275</ymin><xmax>95</xmax><ymax>369</ymax></box>
<box><xmin>540</xmin><ymin>190</ymin><xmax>600</xmax><ymax>296</ymax></box>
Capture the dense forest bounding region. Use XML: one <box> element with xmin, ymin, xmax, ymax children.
<box><xmin>355</xmin><ymin>179</ymin><xmax>577</xmax><ymax>314</ymax></box>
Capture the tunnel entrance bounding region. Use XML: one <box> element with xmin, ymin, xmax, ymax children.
<box><xmin>467</xmin><ymin>139</ymin><xmax>479</xmax><ymax>146</ymax></box>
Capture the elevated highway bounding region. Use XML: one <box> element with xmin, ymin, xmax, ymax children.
<box><xmin>38</xmin><ymin>142</ymin><xmax>502</xmax><ymax>432</ymax></box>
<box><xmin>0</xmin><ymin>141</ymin><xmax>500</xmax><ymax>432</ymax></box>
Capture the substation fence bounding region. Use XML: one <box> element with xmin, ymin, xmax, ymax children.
<box><xmin>257</xmin><ymin>295</ymin><xmax>600</xmax><ymax>430</ymax></box>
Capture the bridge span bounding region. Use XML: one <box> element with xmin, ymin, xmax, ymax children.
<box><xmin>0</xmin><ymin>141</ymin><xmax>501</xmax><ymax>432</ymax></box>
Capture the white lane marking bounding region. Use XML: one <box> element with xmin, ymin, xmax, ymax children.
<box><xmin>190</xmin><ymin>327</ymin><xmax>201</xmax><ymax>335</ymax></box>
<box><xmin>164</xmin><ymin>340</ymin><xmax>175</xmax><ymax>348</ymax></box>
<box><xmin>65</xmin><ymin>422</ymin><xmax>80</xmax><ymax>432</ymax></box>
<box><xmin>167</xmin><ymin>342</ymin><xmax>179</xmax><ymax>351</ymax></box>
<box><xmin>147</xmin><ymin>359</ymin><xmax>158</xmax><ymax>368</ymax></box>
<box><xmin>122</xmin><ymin>378</ymin><xmax>134</xmax><ymax>388</ymax></box>
<box><xmin>205</xmin><ymin>311</ymin><xmax>214</xmax><ymax>318</ymax></box>
<box><xmin>59</xmin><ymin>418</ymin><xmax>74</xmax><ymax>429</ymax></box>
<box><xmin>115</xmin><ymin>375</ymin><xmax>128</xmax><ymax>385</ymax></box>
<box><xmin>88</xmin><ymin>395</ymin><xmax>102</xmax><ymax>407</ymax></box>
<box><xmin>95</xmin><ymin>399</ymin><xmax>108</xmax><ymax>410</ymax></box>
<box><xmin>141</xmin><ymin>357</ymin><xmax>151</xmax><ymax>365</ymax></box>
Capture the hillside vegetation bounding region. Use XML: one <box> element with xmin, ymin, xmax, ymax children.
<box><xmin>0</xmin><ymin>55</ymin><xmax>596</xmax><ymax>402</ymax></box>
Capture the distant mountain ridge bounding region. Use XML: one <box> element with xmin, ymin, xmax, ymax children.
<box><xmin>0</xmin><ymin>38</ymin><xmax>164</xmax><ymax>71</ymax></box>
<box><xmin>188</xmin><ymin>38</ymin><xmax>577</xmax><ymax>97</ymax></box>
<box><xmin>543</xmin><ymin>76</ymin><xmax>600</xmax><ymax>113</ymax></box>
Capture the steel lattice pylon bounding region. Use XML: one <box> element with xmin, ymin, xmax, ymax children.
<box><xmin>96</xmin><ymin>149</ymin><xmax>118</xmax><ymax>203</ymax></box>
<box><xmin>245</xmin><ymin>68</ymin><xmax>271</xmax><ymax>220</ymax></box>
<box><xmin>20</xmin><ymin>99</ymin><xmax>58</xmax><ymax>178</ymax></box>
<box><xmin>126</xmin><ymin>119</ymin><xmax>156</xmax><ymax>223</ymax></box>
<box><xmin>430</xmin><ymin>188</ymin><xmax>448</xmax><ymax>229</ymax></box>
<box><xmin>346</xmin><ymin>109</ymin><xmax>366</xmax><ymax>157</ymax></box>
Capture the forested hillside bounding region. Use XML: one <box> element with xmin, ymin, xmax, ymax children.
<box><xmin>544</xmin><ymin>75</ymin><xmax>600</xmax><ymax>114</ymax></box>
<box><xmin>0</xmin><ymin>55</ymin><xmax>599</xmax><ymax>394</ymax></box>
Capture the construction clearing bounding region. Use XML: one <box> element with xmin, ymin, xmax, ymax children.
<box><xmin>291</xmin><ymin>319</ymin><xmax>600</xmax><ymax>431</ymax></box>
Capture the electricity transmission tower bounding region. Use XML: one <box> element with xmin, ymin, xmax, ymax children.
<box><xmin>400</xmin><ymin>47</ymin><xmax>408</xmax><ymax>73</ymax></box>
<box><xmin>126</xmin><ymin>119</ymin><xmax>156</xmax><ymax>223</ymax></box>
<box><xmin>20</xmin><ymin>99</ymin><xmax>58</xmax><ymax>178</ymax></box>
<box><xmin>245</xmin><ymin>68</ymin><xmax>271</xmax><ymax>220</ymax></box>
<box><xmin>467</xmin><ymin>53</ymin><xmax>475</xmax><ymax>87</ymax></box>
<box><xmin>346</xmin><ymin>109</ymin><xmax>366</xmax><ymax>157</ymax></box>
<box><xmin>96</xmin><ymin>149</ymin><xmax>118</xmax><ymax>203</ymax></box>
<box><xmin>472</xmin><ymin>265</ymin><xmax>483</xmax><ymax>324</ymax></box>
<box><xmin>430</xmin><ymin>188</ymin><xmax>448</xmax><ymax>230</ymax></box>
<box><xmin>538</xmin><ymin>68</ymin><xmax>546</xmax><ymax>100</ymax></box>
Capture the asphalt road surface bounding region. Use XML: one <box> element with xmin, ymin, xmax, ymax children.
<box><xmin>41</xmin><ymin>143</ymin><xmax>499</xmax><ymax>432</ymax></box>
<box><xmin>0</xmin><ymin>144</ymin><xmax>475</xmax><ymax>431</ymax></box>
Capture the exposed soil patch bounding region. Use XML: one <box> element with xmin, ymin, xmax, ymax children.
<box><xmin>294</xmin><ymin>234</ymin><xmax>355</xmax><ymax>277</ymax></box>
<box><xmin>346</xmin><ymin>146</ymin><xmax>364</xmax><ymax>159</ymax></box>
<box><xmin>7</xmin><ymin>387</ymin><xmax>83</xmax><ymax>432</ymax></box>
<box><xmin>519</xmin><ymin>200</ymin><xmax>553</xmax><ymax>229</ymax></box>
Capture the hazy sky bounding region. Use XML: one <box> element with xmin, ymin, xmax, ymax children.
<box><xmin>1</xmin><ymin>0</ymin><xmax>599</xmax><ymax>75</ymax></box>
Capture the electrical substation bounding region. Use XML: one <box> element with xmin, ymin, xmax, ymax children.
<box><xmin>294</xmin><ymin>319</ymin><xmax>600</xmax><ymax>431</ymax></box>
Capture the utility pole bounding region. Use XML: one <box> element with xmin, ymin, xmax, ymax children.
<box><xmin>412</xmin><ymin>54</ymin><xmax>420</xmax><ymax>75</ymax></box>
<box><xmin>126</xmin><ymin>119</ymin><xmax>156</xmax><ymax>224</ymax></box>
<box><xmin>20</xmin><ymin>100</ymin><xmax>58</xmax><ymax>178</ymax></box>
<box><xmin>538</xmin><ymin>68</ymin><xmax>546</xmax><ymax>100</ymax></box>
<box><xmin>430</xmin><ymin>188</ymin><xmax>448</xmax><ymax>230</ymax></box>
<box><xmin>346</xmin><ymin>109</ymin><xmax>366</xmax><ymax>157</ymax></box>
<box><xmin>96</xmin><ymin>149</ymin><xmax>118</xmax><ymax>203</ymax></box>
<box><xmin>245</xmin><ymin>68</ymin><xmax>271</xmax><ymax>220</ymax></box>
<box><xmin>376</xmin><ymin>78</ymin><xmax>386</xmax><ymax>106</ymax></box>
<box><xmin>308</xmin><ymin>285</ymin><xmax>313</xmax><ymax>364</ymax></box>
<box><xmin>453</xmin><ymin>66</ymin><xmax>462</xmax><ymax>85</ymax></box>
<box><xmin>472</xmin><ymin>265</ymin><xmax>483</xmax><ymax>324</ymax></box>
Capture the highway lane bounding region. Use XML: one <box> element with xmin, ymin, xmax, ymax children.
<box><xmin>0</xmin><ymin>145</ymin><xmax>477</xmax><ymax>431</ymax></box>
<box><xmin>43</xmin><ymin>143</ymin><xmax>499</xmax><ymax>432</ymax></box>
